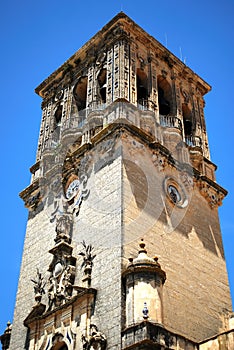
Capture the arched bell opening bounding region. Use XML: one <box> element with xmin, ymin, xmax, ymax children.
<box><xmin>97</xmin><ymin>68</ymin><xmax>107</xmax><ymax>104</ymax></box>
<box><xmin>182</xmin><ymin>104</ymin><xmax>193</xmax><ymax>137</ymax></box>
<box><xmin>74</xmin><ymin>77</ymin><xmax>88</xmax><ymax>127</ymax></box>
<box><xmin>137</xmin><ymin>69</ymin><xmax>148</xmax><ymax>105</ymax></box>
<box><xmin>74</xmin><ymin>77</ymin><xmax>88</xmax><ymax>111</ymax></box>
<box><xmin>53</xmin><ymin>105</ymin><xmax>63</xmax><ymax>141</ymax></box>
<box><xmin>157</xmin><ymin>77</ymin><xmax>172</xmax><ymax>116</ymax></box>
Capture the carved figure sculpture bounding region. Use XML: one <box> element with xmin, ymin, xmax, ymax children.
<box><xmin>55</xmin><ymin>214</ymin><xmax>72</xmax><ymax>243</ymax></box>
<box><xmin>82</xmin><ymin>324</ymin><xmax>107</xmax><ymax>350</ymax></box>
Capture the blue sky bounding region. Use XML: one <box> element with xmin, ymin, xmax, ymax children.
<box><xmin>0</xmin><ymin>0</ymin><xmax>233</xmax><ymax>336</ymax></box>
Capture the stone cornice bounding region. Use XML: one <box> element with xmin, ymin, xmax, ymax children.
<box><xmin>121</xmin><ymin>321</ymin><xmax>198</xmax><ymax>349</ymax></box>
<box><xmin>24</xmin><ymin>287</ymin><xmax>97</xmax><ymax>327</ymax></box>
<box><xmin>19</xmin><ymin>178</ymin><xmax>41</xmax><ymax>210</ymax></box>
<box><xmin>22</xmin><ymin>122</ymin><xmax>227</xmax><ymax>211</ymax></box>
<box><xmin>63</xmin><ymin>122</ymin><xmax>227</xmax><ymax>206</ymax></box>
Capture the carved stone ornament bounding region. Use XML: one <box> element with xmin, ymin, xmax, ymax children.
<box><xmin>181</xmin><ymin>171</ymin><xmax>193</xmax><ymax>189</ymax></box>
<box><xmin>198</xmin><ymin>181</ymin><xmax>225</xmax><ymax>208</ymax></box>
<box><xmin>55</xmin><ymin>214</ymin><xmax>72</xmax><ymax>244</ymax></box>
<box><xmin>65</xmin><ymin>173</ymin><xmax>90</xmax><ymax>216</ymax></box>
<box><xmin>152</xmin><ymin>151</ymin><xmax>167</xmax><ymax>171</ymax></box>
<box><xmin>20</xmin><ymin>179</ymin><xmax>41</xmax><ymax>211</ymax></box>
<box><xmin>54</xmin><ymin>89</ymin><xmax>64</xmax><ymax>102</ymax></box>
<box><xmin>82</xmin><ymin>324</ymin><xmax>107</xmax><ymax>350</ymax></box>
<box><xmin>31</xmin><ymin>268</ymin><xmax>46</xmax><ymax>305</ymax></box>
<box><xmin>0</xmin><ymin>321</ymin><xmax>12</xmax><ymax>350</ymax></box>
<box><xmin>181</xmin><ymin>88</ymin><xmax>190</xmax><ymax>103</ymax></box>
<box><xmin>47</xmin><ymin>233</ymin><xmax>76</xmax><ymax>310</ymax></box>
<box><xmin>79</xmin><ymin>241</ymin><xmax>96</xmax><ymax>288</ymax></box>
<box><xmin>24</xmin><ymin>270</ymin><xmax>46</xmax><ymax>326</ymax></box>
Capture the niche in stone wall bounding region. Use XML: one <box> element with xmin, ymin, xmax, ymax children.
<box><xmin>137</xmin><ymin>68</ymin><xmax>148</xmax><ymax>104</ymax></box>
<box><xmin>74</xmin><ymin>77</ymin><xmax>88</xmax><ymax>111</ymax></box>
<box><xmin>182</xmin><ymin>103</ymin><xmax>193</xmax><ymax>137</ymax></box>
<box><xmin>157</xmin><ymin>76</ymin><xmax>172</xmax><ymax>115</ymax></box>
<box><xmin>97</xmin><ymin>68</ymin><xmax>107</xmax><ymax>104</ymax></box>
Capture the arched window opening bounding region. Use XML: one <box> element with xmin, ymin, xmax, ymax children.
<box><xmin>137</xmin><ymin>69</ymin><xmax>148</xmax><ymax>104</ymax></box>
<box><xmin>53</xmin><ymin>105</ymin><xmax>63</xmax><ymax>141</ymax></box>
<box><xmin>182</xmin><ymin>104</ymin><xmax>193</xmax><ymax>137</ymax></box>
<box><xmin>98</xmin><ymin>68</ymin><xmax>107</xmax><ymax>104</ymax></box>
<box><xmin>74</xmin><ymin>77</ymin><xmax>88</xmax><ymax>111</ymax></box>
<box><xmin>54</xmin><ymin>105</ymin><xmax>62</xmax><ymax>126</ymax></box>
<box><xmin>157</xmin><ymin>77</ymin><xmax>172</xmax><ymax>116</ymax></box>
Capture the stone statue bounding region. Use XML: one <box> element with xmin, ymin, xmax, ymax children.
<box><xmin>55</xmin><ymin>214</ymin><xmax>72</xmax><ymax>243</ymax></box>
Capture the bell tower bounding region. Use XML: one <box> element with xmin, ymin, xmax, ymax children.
<box><xmin>8</xmin><ymin>12</ymin><xmax>233</xmax><ymax>350</ymax></box>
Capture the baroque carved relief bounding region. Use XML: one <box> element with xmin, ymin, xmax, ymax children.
<box><xmin>47</xmin><ymin>241</ymin><xmax>76</xmax><ymax>311</ymax></box>
<box><xmin>198</xmin><ymin>181</ymin><xmax>225</xmax><ymax>208</ymax></box>
<box><xmin>152</xmin><ymin>151</ymin><xmax>167</xmax><ymax>171</ymax></box>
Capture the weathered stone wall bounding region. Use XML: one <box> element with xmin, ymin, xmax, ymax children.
<box><xmin>9</xmin><ymin>210</ymin><xmax>55</xmax><ymax>349</ymax></box>
<box><xmin>10</xmin><ymin>135</ymin><xmax>123</xmax><ymax>349</ymax></box>
<box><xmin>122</xmin><ymin>131</ymin><xmax>232</xmax><ymax>342</ymax></box>
<box><xmin>72</xmin><ymin>138</ymin><xmax>123</xmax><ymax>349</ymax></box>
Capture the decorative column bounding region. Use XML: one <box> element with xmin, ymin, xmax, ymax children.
<box><xmin>87</xmin><ymin>64</ymin><xmax>95</xmax><ymax>108</ymax></box>
<box><xmin>129</xmin><ymin>42</ymin><xmax>137</xmax><ymax>105</ymax></box>
<box><xmin>112</xmin><ymin>40</ymin><xmax>130</xmax><ymax>101</ymax></box>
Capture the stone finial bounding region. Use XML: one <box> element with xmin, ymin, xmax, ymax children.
<box><xmin>128</xmin><ymin>239</ymin><xmax>163</xmax><ymax>270</ymax></box>
<box><xmin>79</xmin><ymin>241</ymin><xmax>96</xmax><ymax>287</ymax></box>
<box><xmin>0</xmin><ymin>321</ymin><xmax>12</xmax><ymax>350</ymax></box>
<box><xmin>142</xmin><ymin>302</ymin><xmax>149</xmax><ymax>320</ymax></box>
<box><xmin>139</xmin><ymin>239</ymin><xmax>147</xmax><ymax>253</ymax></box>
<box><xmin>31</xmin><ymin>269</ymin><xmax>46</xmax><ymax>304</ymax></box>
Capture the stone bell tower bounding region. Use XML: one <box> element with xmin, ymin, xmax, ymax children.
<box><xmin>8</xmin><ymin>12</ymin><xmax>233</xmax><ymax>350</ymax></box>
